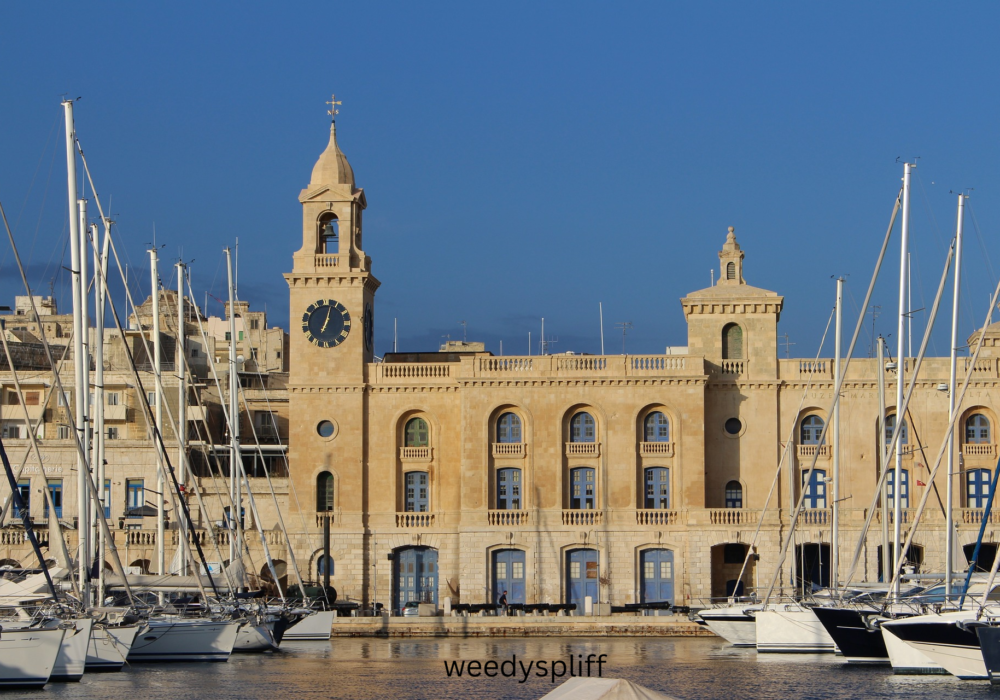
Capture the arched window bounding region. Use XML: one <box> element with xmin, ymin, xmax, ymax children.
<box><xmin>644</xmin><ymin>467</ymin><xmax>670</xmax><ymax>509</ymax></box>
<box><xmin>722</xmin><ymin>324</ymin><xmax>743</xmax><ymax>359</ymax></box>
<box><xmin>319</xmin><ymin>214</ymin><xmax>338</xmax><ymax>254</ymax></box>
<box><xmin>802</xmin><ymin>469</ymin><xmax>827</xmax><ymax>509</ymax></box>
<box><xmin>497</xmin><ymin>413</ymin><xmax>522</xmax><ymax>443</ymax></box>
<box><xmin>405</xmin><ymin>417</ymin><xmax>429</xmax><ymax>447</ymax></box>
<box><xmin>887</xmin><ymin>468</ymin><xmax>909</xmax><ymax>508</ymax></box>
<box><xmin>968</xmin><ymin>469</ymin><xmax>992</xmax><ymax>508</ymax></box>
<box><xmin>570</xmin><ymin>412</ymin><xmax>595</xmax><ymax>443</ymax></box>
<box><xmin>496</xmin><ymin>468</ymin><xmax>522</xmax><ymax>510</ymax></box>
<box><xmin>317</xmin><ymin>555</ymin><xmax>334</xmax><ymax>578</ymax></box>
<box><xmin>404</xmin><ymin>471</ymin><xmax>429</xmax><ymax>512</ymax></box>
<box><xmin>726</xmin><ymin>262</ymin><xmax>736</xmax><ymax>280</ymax></box>
<box><xmin>644</xmin><ymin>412</ymin><xmax>670</xmax><ymax>442</ymax></box>
<box><xmin>800</xmin><ymin>415</ymin><xmax>825</xmax><ymax>445</ymax></box>
<box><xmin>967</xmin><ymin>414</ymin><xmax>991</xmax><ymax>444</ymax></box>
<box><xmin>570</xmin><ymin>467</ymin><xmax>596</xmax><ymax>509</ymax></box>
<box><xmin>316</xmin><ymin>472</ymin><xmax>334</xmax><ymax>512</ymax></box>
<box><xmin>725</xmin><ymin>480</ymin><xmax>743</xmax><ymax>508</ymax></box>
<box><xmin>884</xmin><ymin>414</ymin><xmax>908</xmax><ymax>445</ymax></box>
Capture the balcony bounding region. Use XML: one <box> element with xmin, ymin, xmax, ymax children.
<box><xmin>487</xmin><ymin>510</ymin><xmax>529</xmax><ymax>526</ymax></box>
<box><xmin>719</xmin><ymin>359</ymin><xmax>746</xmax><ymax>376</ymax></box>
<box><xmin>492</xmin><ymin>442</ymin><xmax>526</xmax><ymax>459</ymax></box>
<box><xmin>709</xmin><ymin>508</ymin><xmax>758</xmax><ymax>526</ymax></box>
<box><xmin>104</xmin><ymin>404</ymin><xmax>129</xmax><ymax>421</ymax></box>
<box><xmin>960</xmin><ymin>508</ymin><xmax>1000</xmax><ymax>525</ymax></box>
<box><xmin>562</xmin><ymin>510</ymin><xmax>602</xmax><ymax>526</ymax></box>
<box><xmin>799</xmin><ymin>509</ymin><xmax>829</xmax><ymax>525</ymax></box>
<box><xmin>315</xmin><ymin>253</ymin><xmax>341</xmax><ymax>268</ymax></box>
<box><xmin>1</xmin><ymin>404</ymin><xmax>44</xmax><ymax>421</ymax></box>
<box><xmin>963</xmin><ymin>443</ymin><xmax>997</xmax><ymax>459</ymax></box>
<box><xmin>400</xmin><ymin>446</ymin><xmax>433</xmax><ymax>462</ymax></box>
<box><xmin>315</xmin><ymin>512</ymin><xmax>336</xmax><ymax>528</ymax></box>
<box><xmin>797</xmin><ymin>444</ymin><xmax>829</xmax><ymax>459</ymax></box>
<box><xmin>640</xmin><ymin>441</ymin><xmax>674</xmax><ymax>458</ymax></box>
<box><xmin>565</xmin><ymin>442</ymin><xmax>600</xmax><ymax>458</ymax></box>
<box><xmin>396</xmin><ymin>513</ymin><xmax>434</xmax><ymax>528</ymax></box>
<box><xmin>636</xmin><ymin>509</ymin><xmax>679</xmax><ymax>526</ymax></box>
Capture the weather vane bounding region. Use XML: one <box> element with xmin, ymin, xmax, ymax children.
<box><xmin>326</xmin><ymin>94</ymin><xmax>342</xmax><ymax>120</ymax></box>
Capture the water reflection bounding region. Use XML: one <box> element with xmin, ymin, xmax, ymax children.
<box><xmin>10</xmin><ymin>637</ymin><xmax>999</xmax><ymax>700</ymax></box>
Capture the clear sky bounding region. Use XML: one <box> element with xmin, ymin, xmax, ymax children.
<box><xmin>1</xmin><ymin>2</ymin><xmax>999</xmax><ymax>360</ymax></box>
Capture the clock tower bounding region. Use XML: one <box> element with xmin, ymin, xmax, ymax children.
<box><xmin>285</xmin><ymin>98</ymin><xmax>379</xmax><ymax>521</ymax></box>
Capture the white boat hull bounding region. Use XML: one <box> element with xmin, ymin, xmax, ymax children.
<box><xmin>0</xmin><ymin>627</ymin><xmax>64</xmax><ymax>688</ymax></box>
<box><xmin>49</xmin><ymin>618</ymin><xmax>94</xmax><ymax>682</ymax></box>
<box><xmin>127</xmin><ymin>619</ymin><xmax>241</xmax><ymax>662</ymax></box>
<box><xmin>755</xmin><ymin>606</ymin><xmax>836</xmax><ymax>653</ymax></box>
<box><xmin>283</xmin><ymin>610</ymin><xmax>334</xmax><ymax>641</ymax></box>
<box><xmin>883</xmin><ymin>612</ymin><xmax>987</xmax><ymax>680</ymax></box>
<box><xmin>698</xmin><ymin>605</ymin><xmax>757</xmax><ymax>647</ymax></box>
<box><xmin>87</xmin><ymin>624</ymin><xmax>141</xmax><ymax>671</ymax></box>
<box><xmin>882</xmin><ymin>625</ymin><xmax>947</xmax><ymax>674</ymax></box>
<box><xmin>233</xmin><ymin>621</ymin><xmax>278</xmax><ymax>652</ymax></box>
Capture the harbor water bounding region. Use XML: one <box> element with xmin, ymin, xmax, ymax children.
<box><xmin>8</xmin><ymin>637</ymin><xmax>1000</xmax><ymax>700</ymax></box>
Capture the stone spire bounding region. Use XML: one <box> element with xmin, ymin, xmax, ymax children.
<box><xmin>309</xmin><ymin>100</ymin><xmax>355</xmax><ymax>188</ymax></box>
<box><xmin>718</xmin><ymin>226</ymin><xmax>745</xmax><ymax>285</ymax></box>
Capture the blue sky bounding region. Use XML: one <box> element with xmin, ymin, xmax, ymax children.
<box><xmin>1</xmin><ymin>3</ymin><xmax>999</xmax><ymax>360</ymax></box>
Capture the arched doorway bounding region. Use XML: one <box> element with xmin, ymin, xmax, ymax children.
<box><xmin>710</xmin><ymin>543</ymin><xmax>754</xmax><ymax>598</ymax></box>
<box><xmin>876</xmin><ymin>543</ymin><xmax>924</xmax><ymax>580</ymax></box>
<box><xmin>794</xmin><ymin>543</ymin><xmax>830</xmax><ymax>593</ymax></box>
<box><xmin>566</xmin><ymin>548</ymin><xmax>599</xmax><ymax>614</ymax></box>
<box><xmin>640</xmin><ymin>549</ymin><xmax>674</xmax><ymax>604</ymax></box>
<box><xmin>393</xmin><ymin>547</ymin><xmax>438</xmax><ymax>612</ymax></box>
<box><xmin>964</xmin><ymin>542</ymin><xmax>999</xmax><ymax>573</ymax></box>
<box><xmin>492</xmin><ymin>549</ymin><xmax>526</xmax><ymax>605</ymax></box>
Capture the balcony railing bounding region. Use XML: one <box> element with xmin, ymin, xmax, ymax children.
<box><xmin>640</xmin><ymin>441</ymin><xmax>674</xmax><ymax>457</ymax></box>
<box><xmin>492</xmin><ymin>442</ymin><xmax>526</xmax><ymax>458</ymax></box>
<box><xmin>799</xmin><ymin>509</ymin><xmax>829</xmax><ymax>525</ymax></box>
<box><xmin>562</xmin><ymin>510</ymin><xmax>602</xmax><ymax>526</ymax></box>
<box><xmin>636</xmin><ymin>509</ymin><xmax>679</xmax><ymax>526</ymax></box>
<box><xmin>961</xmin><ymin>508</ymin><xmax>1000</xmax><ymax>525</ymax></box>
<box><xmin>400</xmin><ymin>446</ymin><xmax>432</xmax><ymax>461</ymax></box>
<box><xmin>565</xmin><ymin>442</ymin><xmax>600</xmax><ymax>457</ymax></box>
<box><xmin>963</xmin><ymin>443</ymin><xmax>997</xmax><ymax>459</ymax></box>
<box><xmin>797</xmin><ymin>444</ymin><xmax>829</xmax><ymax>459</ymax></box>
<box><xmin>396</xmin><ymin>513</ymin><xmax>434</xmax><ymax>528</ymax></box>
<box><xmin>720</xmin><ymin>359</ymin><xmax>746</xmax><ymax>375</ymax></box>
<box><xmin>487</xmin><ymin>510</ymin><xmax>529</xmax><ymax>526</ymax></box>
<box><xmin>314</xmin><ymin>253</ymin><xmax>340</xmax><ymax>268</ymax></box>
<box><xmin>315</xmin><ymin>512</ymin><xmax>336</xmax><ymax>528</ymax></box>
<box><xmin>709</xmin><ymin>508</ymin><xmax>758</xmax><ymax>525</ymax></box>
<box><xmin>875</xmin><ymin>509</ymin><xmax>914</xmax><ymax>524</ymax></box>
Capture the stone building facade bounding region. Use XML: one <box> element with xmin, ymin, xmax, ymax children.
<box><xmin>2</xmin><ymin>114</ymin><xmax>1000</xmax><ymax>613</ymax></box>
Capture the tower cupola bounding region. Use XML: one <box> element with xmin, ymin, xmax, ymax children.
<box><xmin>309</xmin><ymin>119</ymin><xmax>355</xmax><ymax>188</ymax></box>
<box><xmin>718</xmin><ymin>226</ymin><xmax>745</xmax><ymax>285</ymax></box>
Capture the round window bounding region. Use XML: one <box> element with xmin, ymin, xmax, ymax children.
<box><xmin>317</xmin><ymin>420</ymin><xmax>336</xmax><ymax>438</ymax></box>
<box><xmin>724</xmin><ymin>418</ymin><xmax>743</xmax><ymax>435</ymax></box>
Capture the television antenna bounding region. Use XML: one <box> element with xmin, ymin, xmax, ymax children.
<box><xmin>614</xmin><ymin>321</ymin><xmax>633</xmax><ymax>354</ymax></box>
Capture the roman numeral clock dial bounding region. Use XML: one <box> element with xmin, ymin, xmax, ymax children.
<box><xmin>301</xmin><ymin>300</ymin><xmax>351</xmax><ymax>348</ymax></box>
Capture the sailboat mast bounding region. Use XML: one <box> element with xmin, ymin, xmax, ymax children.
<box><xmin>945</xmin><ymin>193</ymin><xmax>966</xmax><ymax>599</ymax></box>
<box><xmin>877</xmin><ymin>336</ymin><xmax>889</xmax><ymax>583</ymax></box>
<box><xmin>63</xmin><ymin>98</ymin><xmax>91</xmax><ymax>606</ymax></box>
<box><xmin>150</xmin><ymin>248</ymin><xmax>166</xmax><ymax>580</ymax></box>
<box><xmin>893</xmin><ymin>162</ymin><xmax>913</xmax><ymax>597</ymax></box>
<box><xmin>92</xmin><ymin>223</ymin><xmax>105</xmax><ymax>602</ymax></box>
<box><xmin>176</xmin><ymin>262</ymin><xmax>188</xmax><ymax>574</ymax></box>
<box><xmin>225</xmin><ymin>248</ymin><xmax>241</xmax><ymax>564</ymax></box>
<box><xmin>832</xmin><ymin>277</ymin><xmax>843</xmax><ymax>591</ymax></box>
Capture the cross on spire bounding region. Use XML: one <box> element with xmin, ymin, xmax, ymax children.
<box><xmin>326</xmin><ymin>94</ymin><xmax>342</xmax><ymax>121</ymax></box>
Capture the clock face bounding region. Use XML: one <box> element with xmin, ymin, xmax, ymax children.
<box><xmin>301</xmin><ymin>299</ymin><xmax>351</xmax><ymax>348</ymax></box>
<box><xmin>363</xmin><ymin>302</ymin><xmax>374</xmax><ymax>352</ymax></box>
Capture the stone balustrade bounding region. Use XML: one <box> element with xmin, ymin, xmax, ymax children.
<box><xmin>565</xmin><ymin>442</ymin><xmax>600</xmax><ymax>457</ymax></box>
<box><xmin>314</xmin><ymin>253</ymin><xmax>340</xmax><ymax>268</ymax></box>
<box><xmin>396</xmin><ymin>513</ymin><xmax>434</xmax><ymax>528</ymax></box>
<box><xmin>562</xmin><ymin>510</ymin><xmax>602</xmax><ymax>526</ymax></box>
<box><xmin>487</xmin><ymin>510</ymin><xmax>529</xmax><ymax>526</ymax></box>
<box><xmin>960</xmin><ymin>508</ymin><xmax>1000</xmax><ymax>525</ymax></box>
<box><xmin>799</xmin><ymin>509</ymin><xmax>829</xmax><ymax>525</ymax></box>
<box><xmin>708</xmin><ymin>508</ymin><xmax>758</xmax><ymax>525</ymax></box>
<box><xmin>400</xmin><ymin>446</ymin><xmax>432</xmax><ymax>461</ymax></box>
<box><xmin>635</xmin><ymin>509</ymin><xmax>679</xmax><ymax>526</ymax></box>
<box><xmin>492</xmin><ymin>442</ymin><xmax>526</xmax><ymax>458</ymax></box>
<box><xmin>639</xmin><ymin>441</ymin><xmax>674</xmax><ymax>457</ymax></box>
<box><xmin>719</xmin><ymin>359</ymin><xmax>746</xmax><ymax>375</ymax></box>
<box><xmin>797</xmin><ymin>444</ymin><xmax>829</xmax><ymax>459</ymax></box>
<box><xmin>964</xmin><ymin>443</ymin><xmax>997</xmax><ymax>458</ymax></box>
